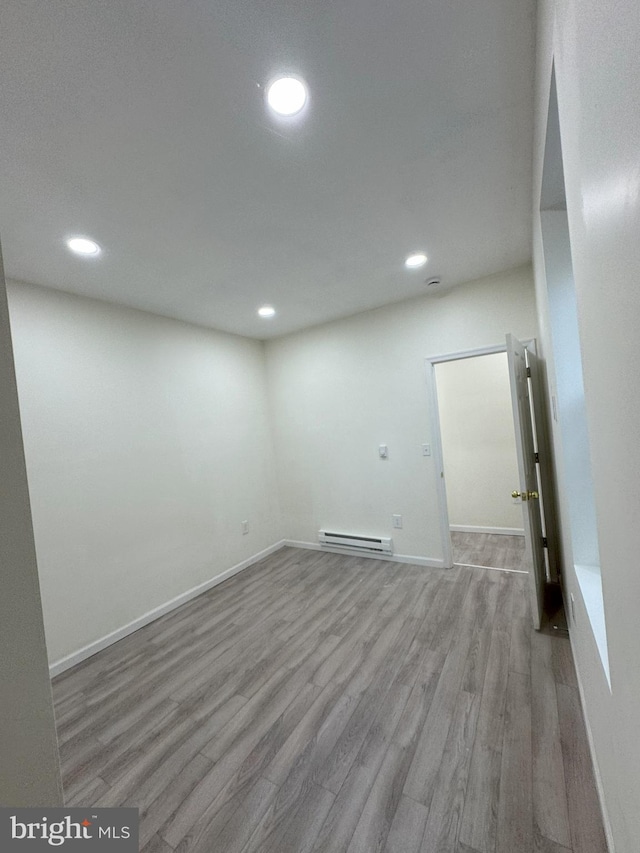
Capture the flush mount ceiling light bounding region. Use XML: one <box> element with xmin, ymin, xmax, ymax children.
<box><xmin>405</xmin><ymin>252</ymin><xmax>428</xmax><ymax>269</ymax></box>
<box><xmin>266</xmin><ymin>76</ymin><xmax>308</xmax><ymax>116</ymax></box>
<box><xmin>258</xmin><ymin>305</ymin><xmax>276</xmax><ymax>318</ymax></box>
<box><xmin>67</xmin><ymin>236</ymin><xmax>101</xmax><ymax>256</ymax></box>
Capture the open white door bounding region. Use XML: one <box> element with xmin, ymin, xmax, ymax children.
<box><xmin>506</xmin><ymin>334</ymin><xmax>546</xmax><ymax>629</ymax></box>
<box><xmin>526</xmin><ymin>345</ymin><xmax>560</xmax><ymax>584</ymax></box>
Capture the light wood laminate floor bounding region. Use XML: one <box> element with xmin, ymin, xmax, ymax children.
<box><xmin>52</xmin><ymin>547</ymin><xmax>606</xmax><ymax>853</ymax></box>
<box><xmin>451</xmin><ymin>531</ymin><xmax>527</xmax><ymax>572</ymax></box>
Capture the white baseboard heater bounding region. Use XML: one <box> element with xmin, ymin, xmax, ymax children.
<box><xmin>318</xmin><ymin>530</ymin><xmax>393</xmax><ymax>554</ymax></box>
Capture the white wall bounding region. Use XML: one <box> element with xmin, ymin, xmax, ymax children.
<box><xmin>0</xmin><ymin>259</ymin><xmax>62</xmax><ymax>805</ymax></box>
<box><xmin>540</xmin><ymin>210</ymin><xmax>600</xmax><ymax>568</ymax></box>
<box><xmin>533</xmin><ymin>2</ymin><xmax>640</xmax><ymax>849</ymax></box>
<box><xmin>436</xmin><ymin>353</ymin><xmax>522</xmax><ymax>532</ymax></box>
<box><xmin>7</xmin><ymin>281</ymin><xmax>284</xmax><ymax>666</ymax></box>
<box><xmin>266</xmin><ymin>267</ymin><xmax>537</xmax><ymax>564</ymax></box>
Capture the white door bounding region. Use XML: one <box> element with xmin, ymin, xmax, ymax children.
<box><xmin>506</xmin><ymin>334</ymin><xmax>546</xmax><ymax>629</ymax></box>
<box><xmin>526</xmin><ymin>344</ymin><xmax>560</xmax><ymax>584</ymax></box>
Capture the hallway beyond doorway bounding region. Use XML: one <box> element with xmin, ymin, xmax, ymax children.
<box><xmin>452</xmin><ymin>531</ymin><xmax>526</xmax><ymax>573</ymax></box>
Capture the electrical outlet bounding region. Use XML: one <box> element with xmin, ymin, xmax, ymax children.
<box><xmin>241</xmin><ymin>520</ymin><xmax>249</xmax><ymax>535</ymax></box>
<box><xmin>392</xmin><ymin>514</ymin><xmax>403</xmax><ymax>529</ymax></box>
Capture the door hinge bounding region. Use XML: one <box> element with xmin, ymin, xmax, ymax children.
<box><xmin>526</xmin><ymin>366</ymin><xmax>531</xmax><ymax>378</ymax></box>
<box><xmin>542</xmin><ymin>537</ymin><xmax>548</xmax><ymax>548</ymax></box>
<box><xmin>534</xmin><ymin>452</ymin><xmax>539</xmax><ymax>463</ymax></box>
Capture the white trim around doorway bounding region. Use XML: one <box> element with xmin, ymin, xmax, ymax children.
<box><xmin>424</xmin><ymin>341</ymin><xmax>533</xmax><ymax>572</ymax></box>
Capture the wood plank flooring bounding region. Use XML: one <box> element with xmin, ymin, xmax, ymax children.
<box><xmin>52</xmin><ymin>546</ymin><xmax>607</xmax><ymax>853</ymax></box>
<box><xmin>451</xmin><ymin>531</ymin><xmax>527</xmax><ymax>572</ymax></box>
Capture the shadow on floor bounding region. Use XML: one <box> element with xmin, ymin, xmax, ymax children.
<box><xmin>540</xmin><ymin>582</ymin><xmax>569</xmax><ymax>637</ymax></box>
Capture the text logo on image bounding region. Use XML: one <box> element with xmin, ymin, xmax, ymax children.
<box><xmin>0</xmin><ymin>809</ymin><xmax>138</xmax><ymax>851</ymax></box>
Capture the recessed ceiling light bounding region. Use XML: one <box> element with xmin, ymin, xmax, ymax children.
<box><xmin>266</xmin><ymin>76</ymin><xmax>308</xmax><ymax>116</ymax></box>
<box><xmin>405</xmin><ymin>252</ymin><xmax>428</xmax><ymax>269</ymax></box>
<box><xmin>67</xmin><ymin>236</ymin><xmax>101</xmax><ymax>256</ymax></box>
<box><xmin>258</xmin><ymin>305</ymin><xmax>276</xmax><ymax>318</ymax></box>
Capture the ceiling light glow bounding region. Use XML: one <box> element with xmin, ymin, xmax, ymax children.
<box><xmin>258</xmin><ymin>305</ymin><xmax>276</xmax><ymax>318</ymax></box>
<box><xmin>266</xmin><ymin>76</ymin><xmax>307</xmax><ymax>116</ymax></box>
<box><xmin>405</xmin><ymin>253</ymin><xmax>428</xmax><ymax>269</ymax></box>
<box><xmin>67</xmin><ymin>236</ymin><xmax>101</xmax><ymax>256</ymax></box>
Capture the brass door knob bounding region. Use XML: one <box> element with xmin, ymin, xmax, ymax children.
<box><xmin>512</xmin><ymin>489</ymin><xmax>539</xmax><ymax>500</ymax></box>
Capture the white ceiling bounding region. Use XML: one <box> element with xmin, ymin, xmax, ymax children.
<box><xmin>0</xmin><ymin>0</ymin><xmax>536</xmax><ymax>339</ymax></box>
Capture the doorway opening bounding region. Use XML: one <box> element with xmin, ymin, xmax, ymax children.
<box><xmin>426</xmin><ymin>337</ymin><xmax>561</xmax><ymax>630</ymax></box>
<box><xmin>434</xmin><ymin>350</ymin><xmax>526</xmax><ymax>573</ymax></box>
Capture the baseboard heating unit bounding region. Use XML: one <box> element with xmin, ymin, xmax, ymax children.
<box><xmin>318</xmin><ymin>530</ymin><xmax>393</xmax><ymax>554</ymax></box>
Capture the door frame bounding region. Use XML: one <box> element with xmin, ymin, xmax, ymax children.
<box><xmin>424</xmin><ymin>341</ymin><xmax>533</xmax><ymax>570</ymax></box>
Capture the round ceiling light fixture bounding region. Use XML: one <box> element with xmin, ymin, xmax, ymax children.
<box><xmin>258</xmin><ymin>305</ymin><xmax>276</xmax><ymax>318</ymax></box>
<box><xmin>67</xmin><ymin>236</ymin><xmax>101</xmax><ymax>256</ymax></box>
<box><xmin>405</xmin><ymin>252</ymin><xmax>428</xmax><ymax>269</ymax></box>
<box><xmin>266</xmin><ymin>76</ymin><xmax>308</xmax><ymax>116</ymax></box>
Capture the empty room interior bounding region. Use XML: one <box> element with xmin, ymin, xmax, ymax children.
<box><xmin>1</xmin><ymin>1</ymin><xmax>638</xmax><ymax>852</ymax></box>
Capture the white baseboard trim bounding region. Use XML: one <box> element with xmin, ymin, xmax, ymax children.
<box><xmin>283</xmin><ymin>539</ymin><xmax>445</xmax><ymax>569</ymax></box>
<box><xmin>449</xmin><ymin>524</ymin><xmax>524</xmax><ymax>536</ymax></box>
<box><xmin>570</xmin><ymin>639</ymin><xmax>616</xmax><ymax>853</ymax></box>
<box><xmin>49</xmin><ymin>540</ymin><xmax>287</xmax><ymax>678</ymax></box>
